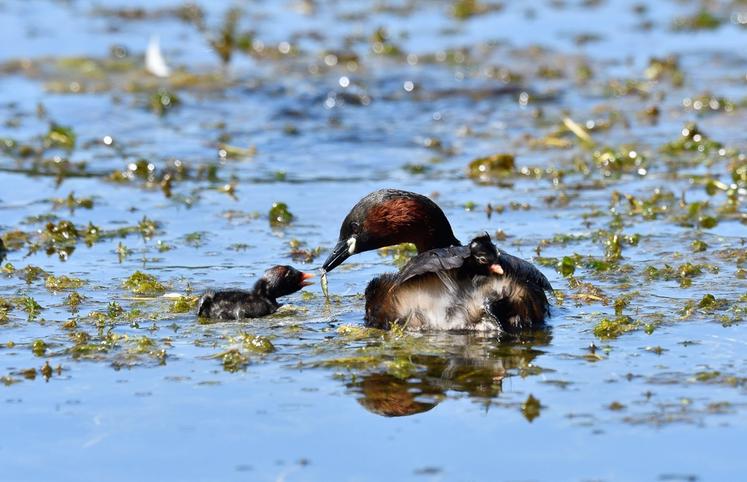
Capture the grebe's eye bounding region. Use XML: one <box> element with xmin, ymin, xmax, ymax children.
<box><xmin>350</xmin><ymin>221</ymin><xmax>360</xmax><ymax>234</ymax></box>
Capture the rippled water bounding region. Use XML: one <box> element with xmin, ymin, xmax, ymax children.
<box><xmin>0</xmin><ymin>0</ymin><xmax>746</xmax><ymax>480</ymax></box>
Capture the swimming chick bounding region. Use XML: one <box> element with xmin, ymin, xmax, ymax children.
<box><xmin>321</xmin><ymin>189</ymin><xmax>552</xmax><ymax>332</ymax></box>
<box><xmin>197</xmin><ymin>265</ymin><xmax>314</xmax><ymax>320</ymax></box>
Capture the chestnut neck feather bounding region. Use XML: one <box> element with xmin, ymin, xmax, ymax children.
<box><xmin>365</xmin><ymin>197</ymin><xmax>460</xmax><ymax>252</ymax></box>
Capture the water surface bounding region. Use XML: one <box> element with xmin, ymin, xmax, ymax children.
<box><xmin>0</xmin><ymin>1</ymin><xmax>746</xmax><ymax>480</ymax></box>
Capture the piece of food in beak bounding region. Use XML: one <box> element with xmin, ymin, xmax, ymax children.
<box><xmin>321</xmin><ymin>271</ymin><xmax>329</xmax><ymax>299</ymax></box>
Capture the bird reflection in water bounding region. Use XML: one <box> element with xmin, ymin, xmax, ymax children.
<box><xmin>344</xmin><ymin>329</ymin><xmax>552</xmax><ymax>417</ymax></box>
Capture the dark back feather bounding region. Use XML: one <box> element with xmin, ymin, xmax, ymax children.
<box><xmin>496</xmin><ymin>250</ymin><xmax>553</xmax><ymax>292</ymax></box>
<box><xmin>394</xmin><ymin>245</ymin><xmax>472</xmax><ymax>286</ymax></box>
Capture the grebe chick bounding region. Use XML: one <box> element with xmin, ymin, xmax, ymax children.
<box><xmin>197</xmin><ymin>265</ymin><xmax>314</xmax><ymax>320</ymax></box>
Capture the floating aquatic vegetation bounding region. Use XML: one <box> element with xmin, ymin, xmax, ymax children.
<box><xmin>208</xmin><ymin>7</ymin><xmax>250</xmax><ymax>64</ymax></box>
<box><xmin>1</xmin><ymin>230</ymin><xmax>29</xmax><ymax>251</ymax></box>
<box><xmin>31</xmin><ymin>339</ymin><xmax>48</xmax><ymax>356</ymax></box>
<box><xmin>107</xmin><ymin>335</ymin><xmax>169</xmax><ymax>367</ymax></box>
<box><xmin>0</xmin><ymin>298</ymin><xmax>11</xmax><ymax>322</ymax></box>
<box><xmin>170</xmin><ymin>296</ymin><xmax>197</xmax><ymax>313</ymax></box>
<box><xmin>672</xmin><ymin>9</ymin><xmax>722</xmax><ymax>31</ymax></box>
<box><xmin>557</xmin><ymin>256</ymin><xmax>576</xmax><ymax>278</ymax></box>
<box><xmin>239</xmin><ymin>334</ymin><xmax>275</xmax><ymax>354</ymax></box>
<box><xmin>219</xmin><ymin>349</ymin><xmax>249</xmax><ymax>372</ymax></box>
<box><xmin>64</xmin><ymin>292</ymin><xmax>83</xmax><ymax>313</ymax></box>
<box><xmin>614</xmin><ymin>293</ymin><xmax>636</xmax><ymax>316</ymax></box>
<box><xmin>269</xmin><ymin>202</ymin><xmax>293</xmax><ymax>226</ymax></box>
<box><xmin>40</xmin><ymin>361</ymin><xmax>53</xmax><ymax>381</ymax></box>
<box><xmin>612</xmin><ymin>189</ymin><xmax>675</xmax><ymax>220</ymax></box>
<box><xmin>562</xmin><ymin>117</ymin><xmax>594</xmax><ymax>146</ymax></box>
<box><xmin>42</xmin><ymin>220</ymin><xmax>79</xmax><ymax>243</ymax></box>
<box><xmin>467</xmin><ymin>153</ymin><xmax>515</xmax><ymax>182</ymax></box>
<box><xmin>43</xmin><ymin>123</ymin><xmax>76</xmax><ymax>150</ymax></box>
<box><xmin>661</xmin><ymin>123</ymin><xmax>722</xmax><ymax>155</ymax></box>
<box><xmin>19</xmin><ymin>265</ymin><xmax>46</xmax><ymax>284</ymax></box>
<box><xmin>682</xmin><ymin>93</ymin><xmax>737</xmax><ymax>114</ymax></box>
<box><xmin>566</xmin><ymin>278</ymin><xmax>608</xmax><ymax>305</ymax></box>
<box><xmin>594</xmin><ymin>315</ymin><xmax>639</xmax><ymax>339</ymax></box>
<box><xmin>122</xmin><ymin>271</ymin><xmax>166</xmax><ymax>295</ymax></box>
<box><xmin>537</xmin><ymin>65</ymin><xmax>564</xmax><ymax>79</ymax></box>
<box><xmin>67</xmin><ymin>331</ymin><xmax>110</xmax><ymax>359</ymax></box>
<box><xmin>183</xmin><ymin>231</ymin><xmax>207</xmax><ymax>248</ymax></box>
<box><xmin>644</xmin><ymin>56</ymin><xmax>684</xmax><ymax>86</ymax></box>
<box><xmin>378</xmin><ymin>243</ymin><xmax>417</xmax><ymax>267</ymax></box>
<box><xmin>289</xmin><ymin>240</ymin><xmax>323</xmax><ymax>263</ymax></box>
<box><xmin>402</xmin><ymin>163</ymin><xmax>429</xmax><ymax>175</ymax></box>
<box><xmin>590</xmin><ymin>146</ymin><xmax>646</xmax><ymax>177</ymax></box>
<box><xmin>604</xmin><ymin>78</ymin><xmax>651</xmax><ymax>98</ymax></box>
<box><xmin>370</xmin><ymin>27</ymin><xmax>403</xmax><ymax>57</ymax></box>
<box><xmin>91</xmin><ymin>4</ymin><xmax>205</xmax><ymax>26</ymax></box>
<box><xmin>673</xmin><ymin>200</ymin><xmax>720</xmax><ymax>229</ymax></box>
<box><xmin>452</xmin><ymin>0</ymin><xmax>501</xmax><ymax>19</ymax></box>
<box><xmin>149</xmin><ymin>89</ymin><xmax>180</xmax><ymax>116</ymax></box>
<box><xmin>521</xmin><ymin>394</ymin><xmax>542</xmax><ymax>422</ymax></box>
<box><xmin>51</xmin><ymin>192</ymin><xmax>94</xmax><ymax>211</ymax></box>
<box><xmin>45</xmin><ymin>274</ymin><xmax>85</xmax><ymax>291</ymax></box>
<box><xmin>681</xmin><ymin>294</ymin><xmax>729</xmax><ymax>318</ymax></box>
<box><xmin>336</xmin><ymin>324</ymin><xmax>383</xmax><ymax>341</ymax></box>
<box><xmin>645</xmin><ymin>262</ymin><xmax>716</xmax><ymax>288</ymax></box>
<box><xmin>217</xmin><ymin>143</ymin><xmax>256</xmax><ymax>160</ymax></box>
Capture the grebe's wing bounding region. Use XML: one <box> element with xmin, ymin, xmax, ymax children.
<box><xmin>394</xmin><ymin>245</ymin><xmax>472</xmax><ymax>286</ymax></box>
<box><xmin>496</xmin><ymin>249</ymin><xmax>554</xmax><ymax>292</ymax></box>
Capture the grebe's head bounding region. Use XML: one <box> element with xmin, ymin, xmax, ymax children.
<box><xmin>322</xmin><ymin>189</ymin><xmax>459</xmax><ymax>272</ymax></box>
<box><xmin>260</xmin><ymin>265</ymin><xmax>314</xmax><ymax>299</ymax></box>
<box><xmin>468</xmin><ymin>233</ymin><xmax>503</xmax><ymax>276</ymax></box>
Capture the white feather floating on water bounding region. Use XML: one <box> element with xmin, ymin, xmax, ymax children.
<box><xmin>146</xmin><ymin>36</ymin><xmax>171</xmax><ymax>78</ymax></box>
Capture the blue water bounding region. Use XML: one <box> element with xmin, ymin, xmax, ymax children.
<box><xmin>0</xmin><ymin>0</ymin><xmax>746</xmax><ymax>480</ymax></box>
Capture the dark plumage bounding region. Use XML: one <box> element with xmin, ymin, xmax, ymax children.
<box><xmin>197</xmin><ymin>265</ymin><xmax>313</xmax><ymax>320</ymax></box>
<box><xmin>322</xmin><ymin>190</ymin><xmax>553</xmax><ymax>332</ymax></box>
<box><xmin>394</xmin><ymin>233</ymin><xmax>500</xmax><ymax>285</ymax></box>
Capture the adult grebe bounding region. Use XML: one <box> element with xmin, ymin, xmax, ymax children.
<box><xmin>322</xmin><ymin>189</ymin><xmax>552</xmax><ymax>332</ymax></box>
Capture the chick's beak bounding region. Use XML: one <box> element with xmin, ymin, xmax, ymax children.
<box><xmin>300</xmin><ymin>272</ymin><xmax>315</xmax><ymax>287</ymax></box>
<box><xmin>489</xmin><ymin>264</ymin><xmax>504</xmax><ymax>275</ymax></box>
<box><xmin>321</xmin><ymin>239</ymin><xmax>351</xmax><ymax>273</ymax></box>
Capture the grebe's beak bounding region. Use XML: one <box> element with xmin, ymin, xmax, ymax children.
<box><xmin>300</xmin><ymin>272</ymin><xmax>315</xmax><ymax>287</ymax></box>
<box><xmin>322</xmin><ymin>238</ymin><xmax>353</xmax><ymax>273</ymax></box>
<box><xmin>489</xmin><ymin>264</ymin><xmax>504</xmax><ymax>275</ymax></box>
